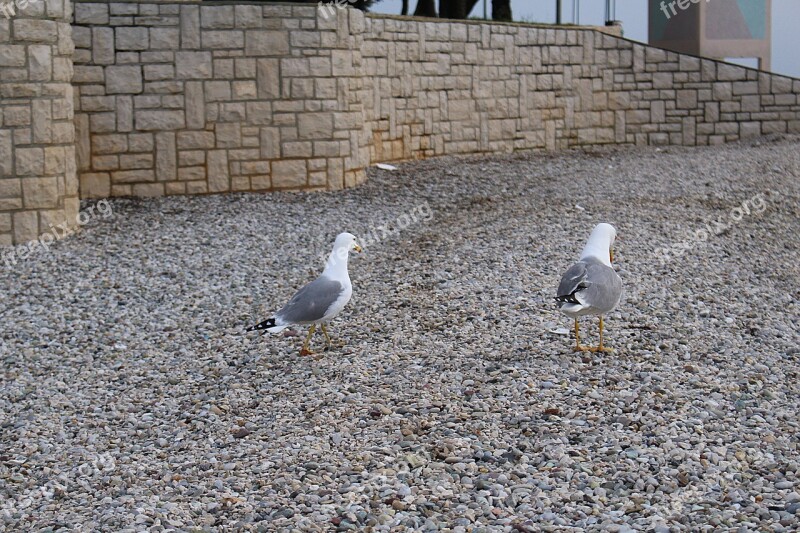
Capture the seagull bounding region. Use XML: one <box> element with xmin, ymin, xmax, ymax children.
<box><xmin>555</xmin><ymin>223</ymin><xmax>623</xmax><ymax>352</ymax></box>
<box><xmin>247</xmin><ymin>232</ymin><xmax>362</xmax><ymax>356</ymax></box>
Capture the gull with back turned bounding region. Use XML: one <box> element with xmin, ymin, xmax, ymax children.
<box><xmin>555</xmin><ymin>223</ymin><xmax>623</xmax><ymax>352</ymax></box>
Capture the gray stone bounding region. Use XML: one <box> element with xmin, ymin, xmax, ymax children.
<box><xmin>13</xmin><ymin>19</ymin><xmax>58</xmax><ymax>43</ymax></box>
<box><xmin>106</xmin><ymin>65</ymin><xmax>143</xmax><ymax>94</ymax></box>
<box><xmin>92</xmin><ymin>27</ymin><xmax>115</xmax><ymax>65</ymax></box>
<box><xmin>135</xmin><ymin>110</ymin><xmax>185</xmax><ymax>130</ymax></box>
<box><xmin>74</xmin><ymin>3</ymin><xmax>109</xmax><ymax>24</ymax></box>
<box><xmin>175</xmin><ymin>51</ymin><xmax>212</xmax><ymax>79</ymax></box>
<box><xmin>245</xmin><ymin>30</ymin><xmax>289</xmax><ymax>56</ymax></box>
<box><xmin>28</xmin><ymin>45</ymin><xmax>52</xmax><ymax>81</ymax></box>
<box><xmin>115</xmin><ymin>26</ymin><xmax>149</xmax><ymax>51</ymax></box>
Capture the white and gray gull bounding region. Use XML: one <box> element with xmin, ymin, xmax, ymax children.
<box><xmin>247</xmin><ymin>232</ymin><xmax>362</xmax><ymax>356</ymax></box>
<box><xmin>555</xmin><ymin>223</ymin><xmax>623</xmax><ymax>352</ymax></box>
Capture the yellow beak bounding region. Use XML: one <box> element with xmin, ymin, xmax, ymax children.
<box><xmin>610</xmin><ymin>249</ymin><xmax>614</xmax><ymax>263</ymax></box>
<box><xmin>353</xmin><ymin>244</ymin><xmax>363</xmax><ymax>253</ymax></box>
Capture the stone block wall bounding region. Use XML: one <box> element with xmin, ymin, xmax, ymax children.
<box><xmin>71</xmin><ymin>1</ymin><xmax>368</xmax><ymax>199</ymax></box>
<box><xmin>0</xmin><ymin>0</ymin><xmax>78</xmax><ymax>246</ymax></box>
<box><xmin>361</xmin><ymin>15</ymin><xmax>800</xmax><ymax>160</ymax></box>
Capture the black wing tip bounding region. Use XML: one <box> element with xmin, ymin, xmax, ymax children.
<box><xmin>554</xmin><ymin>295</ymin><xmax>580</xmax><ymax>304</ymax></box>
<box><xmin>246</xmin><ymin>318</ymin><xmax>276</xmax><ymax>332</ymax></box>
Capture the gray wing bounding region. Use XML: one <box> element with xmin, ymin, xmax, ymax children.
<box><xmin>557</xmin><ymin>262</ymin><xmax>590</xmax><ymax>300</ymax></box>
<box><xmin>276</xmin><ymin>275</ymin><xmax>343</xmax><ymax>324</ymax></box>
<box><xmin>557</xmin><ymin>259</ymin><xmax>622</xmax><ymax>313</ymax></box>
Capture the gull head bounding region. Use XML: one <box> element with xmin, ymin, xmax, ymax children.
<box><xmin>334</xmin><ymin>232</ymin><xmax>363</xmax><ymax>255</ymax></box>
<box><xmin>582</xmin><ymin>223</ymin><xmax>617</xmax><ymax>265</ymax></box>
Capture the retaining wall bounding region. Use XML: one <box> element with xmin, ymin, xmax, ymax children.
<box><xmin>360</xmin><ymin>14</ymin><xmax>800</xmax><ymax>159</ymax></box>
<box><xmin>71</xmin><ymin>1</ymin><xmax>369</xmax><ymax>199</ymax></box>
<box><xmin>0</xmin><ymin>0</ymin><xmax>79</xmax><ymax>246</ymax></box>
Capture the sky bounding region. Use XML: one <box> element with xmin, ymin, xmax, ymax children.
<box><xmin>371</xmin><ymin>0</ymin><xmax>799</xmax><ymax>78</ymax></box>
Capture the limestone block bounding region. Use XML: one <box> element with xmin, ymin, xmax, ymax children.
<box><xmin>177</xmin><ymin>131</ymin><xmax>215</xmax><ymax>150</ymax></box>
<box><xmin>676</xmin><ymin>89</ymin><xmax>697</xmax><ymax>109</ymax></box>
<box><xmin>120</xmin><ymin>153</ymin><xmax>153</xmax><ymax>170</ymax></box>
<box><xmin>0</xmin><ymin>45</ymin><xmax>26</xmax><ymax>67</ymax></box>
<box><xmin>75</xmin><ymin>2</ymin><xmax>109</xmax><ymax>24</ymax></box>
<box><xmin>205</xmin><ymin>80</ymin><xmax>231</xmax><ymax>101</ymax></box>
<box><xmin>0</xmin><ymin>179</ymin><xmax>21</xmax><ymax>199</ymax></box>
<box><xmin>13</xmin><ymin>19</ymin><xmax>57</xmax><ymax>43</ymax></box>
<box><xmin>256</xmin><ymin>58</ymin><xmax>280</xmax><ymax>98</ymax></box>
<box><xmin>741</xmin><ymin>95</ymin><xmax>760</xmax><ymax>113</ymax></box>
<box><xmin>298</xmin><ymin>112</ymin><xmax>333</xmax><ymax>139</ymax></box>
<box><xmin>771</xmin><ymin>76</ymin><xmax>792</xmax><ymax>94</ymax></box>
<box><xmin>185</xmin><ymin>81</ymin><xmax>205</xmax><ymax>129</ymax></box>
<box><xmin>178</xmin><ymin>150</ymin><xmax>205</xmax><ymax>166</ymax></box>
<box><xmin>287</xmin><ymin>79</ymin><xmax>312</xmax><ymax>99</ymax></box>
<box><xmin>144</xmin><ymin>64</ymin><xmax>175</xmax><ymax>81</ymax></box>
<box><xmin>44</xmin><ymin>146</ymin><xmax>66</xmax><ymax>174</ymax></box>
<box><xmin>28</xmin><ymin>45</ymin><xmax>52</xmax><ymax>81</ymax></box>
<box><xmin>52</xmin><ymin>57</ymin><xmax>72</xmax><ymax>82</ymax></box>
<box><xmin>13</xmin><ymin>210</ymin><xmax>39</xmax><ymax>242</ymax></box>
<box><xmin>110</xmin><ymin>3</ymin><xmax>139</xmax><ymax>16</ymax></box>
<box><xmin>0</xmin><ymin>214</ymin><xmax>11</xmax><ymax>234</ymax></box>
<box><xmin>150</xmin><ymin>28</ymin><xmax>180</xmax><ymax>50</ymax></box>
<box><xmin>245</xmin><ymin>30</ymin><xmax>289</xmax><ymax>56</ymax></box>
<box><xmin>81</xmin><ymin>172</ymin><xmax>111</xmax><ymax>198</ymax></box>
<box><xmin>762</xmin><ymin>121</ymin><xmax>787</xmax><ymax>134</ymax></box>
<box><xmin>92</xmin><ymin>155</ymin><xmax>118</xmax><ymax>170</ymax></box>
<box><xmin>233</xmin><ymin>80</ymin><xmax>257</xmax><ymax>100</ymax></box>
<box><xmin>732</xmin><ymin>81</ymin><xmax>758</xmax><ymax>96</ymax></box>
<box><xmin>90</xmin><ymin>27</ymin><xmax>115</xmax><ymax>65</ymax></box>
<box><xmin>73</xmin><ymin>65</ymin><xmax>104</xmax><ymax>83</ymax></box>
<box><xmin>626</xmin><ymin>109</ymin><xmax>650</xmax><ymax>125</ymax></box>
<box><xmin>201</xmin><ymin>5</ymin><xmax>234</xmax><ymax>29</ymax></box>
<box><xmin>135</xmin><ymin>110</ymin><xmax>185</xmax><ymax>130</ymax></box>
<box><xmin>740</xmin><ymin>122</ymin><xmax>761</xmax><ymax>138</ymax></box>
<box><xmin>282</xmin><ymin>141</ymin><xmax>312</xmax><ymax>158</ymax></box>
<box><xmin>16</xmin><ymin>147</ymin><xmax>44</xmax><ymax>176</ymax></box>
<box><xmin>234</xmin><ymin>5</ymin><xmax>264</xmax><ymax>29</ymax></box>
<box><xmin>272</xmin><ymin>159</ymin><xmax>306</xmax><ymax>188</ymax></box>
<box><xmin>216</xmin><ymin>123</ymin><xmax>241</xmax><ymax>148</ymax></box>
<box><xmin>89</xmin><ymin>112</ymin><xmax>114</xmax><ymax>133</ymax></box>
<box><xmin>22</xmin><ymin>177</ymin><xmax>59</xmax><ymax>208</ymax></box>
<box><xmin>240</xmin><ymin>161</ymin><xmax>269</xmax><ymax>174</ymax></box>
<box><xmin>110</xmin><ymin>184</ymin><xmax>131</xmax><ymax>196</ymax></box>
<box><xmin>179</xmin><ymin>167</ymin><xmax>205</xmax><ymax>181</ymax></box>
<box><xmin>155</xmin><ymin>132</ymin><xmax>177</xmax><ymax>181</ymax></box>
<box><xmin>235</xmin><ymin>58</ymin><xmax>256</xmax><ymax>78</ymax></box>
<box><xmin>260</xmin><ymin>127</ymin><xmax>280</xmax><ymax>158</ymax></box>
<box><xmin>250</xmin><ymin>173</ymin><xmax>269</xmax><ymax>190</ymax></box>
<box><xmin>165</xmin><ymin>182</ymin><xmax>186</xmax><ymax>195</ymax></box>
<box><xmin>129</xmin><ymin>134</ymin><xmax>154</xmax><ymax>152</ymax></box>
<box><xmin>175</xmin><ymin>51</ymin><xmax>212</xmax><ymax>79</ymax></box>
<box><xmin>112</xmin><ymin>169</ymin><xmax>155</xmax><ymax>183</ymax></box>
<box><xmin>712</xmin><ymin>82</ymin><xmax>732</xmax><ymax>100</ymax></box>
<box><xmin>207</xmin><ymin>150</ymin><xmax>230</xmax><ymax>192</ymax></box>
<box><xmin>180</xmin><ymin>5</ymin><xmax>201</xmax><ymax>48</ymax></box>
<box><xmin>106</xmin><ymin>65</ymin><xmax>143</xmax><ymax>94</ymax></box>
<box><xmin>202</xmin><ymin>30</ymin><xmax>244</xmax><ymax>49</ymax></box>
<box><xmin>716</xmin><ymin>63</ymin><xmax>747</xmax><ymax>81</ymax></box>
<box><xmin>132</xmin><ymin>183</ymin><xmax>164</xmax><ymax>196</ymax></box>
<box><xmin>45</xmin><ymin>0</ymin><xmax>65</xmax><ymax>19</ymax></box>
<box><xmin>116</xmin><ymin>26</ymin><xmax>148</xmax><ymax>51</ymax></box>
<box><xmin>3</xmin><ymin>106</ymin><xmax>29</xmax><ymax>127</ymax></box>
<box><xmin>186</xmin><ymin>181</ymin><xmax>207</xmax><ymax>194</ymax></box>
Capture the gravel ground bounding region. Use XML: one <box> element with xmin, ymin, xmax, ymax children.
<box><xmin>1</xmin><ymin>136</ymin><xmax>799</xmax><ymax>532</ymax></box>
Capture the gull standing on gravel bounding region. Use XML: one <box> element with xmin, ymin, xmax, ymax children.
<box><xmin>247</xmin><ymin>232</ymin><xmax>362</xmax><ymax>356</ymax></box>
<box><xmin>555</xmin><ymin>223</ymin><xmax>623</xmax><ymax>352</ymax></box>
